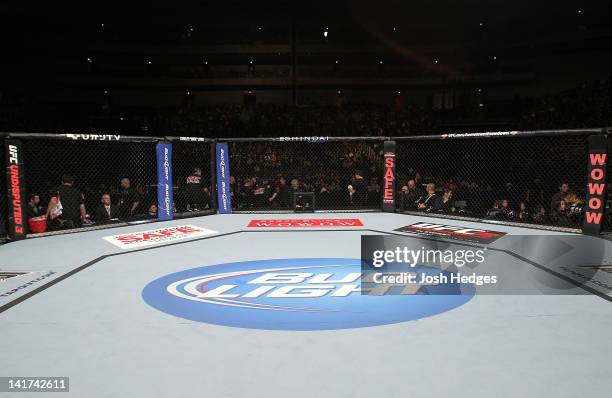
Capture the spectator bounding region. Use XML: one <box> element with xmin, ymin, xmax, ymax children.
<box><xmin>147</xmin><ymin>204</ymin><xmax>158</xmax><ymax>218</ymax></box>
<box><xmin>48</xmin><ymin>174</ymin><xmax>88</xmax><ymax>230</ymax></box>
<box><xmin>269</xmin><ymin>177</ymin><xmax>290</xmax><ymax>208</ymax></box>
<box><xmin>26</xmin><ymin>194</ymin><xmax>43</xmax><ymax>219</ymax></box>
<box><xmin>418</xmin><ymin>183</ymin><xmax>437</xmax><ymax>212</ymax></box>
<box><xmin>400</xmin><ymin>180</ymin><xmax>422</xmax><ymax>211</ymax></box>
<box><xmin>95</xmin><ymin>193</ymin><xmax>120</xmax><ymax>224</ymax></box>
<box><xmin>499</xmin><ymin>199</ymin><xmax>515</xmax><ymax>220</ymax></box>
<box><xmin>185</xmin><ymin>167</ymin><xmax>208</xmax><ymax>211</ymax></box>
<box><xmin>517</xmin><ymin>202</ymin><xmax>530</xmax><ymax>222</ymax></box>
<box><xmin>532</xmin><ymin>205</ymin><xmax>547</xmax><ymax>224</ymax></box>
<box><xmin>434</xmin><ymin>189</ymin><xmax>455</xmax><ymax>213</ymax></box>
<box><xmin>550</xmin><ymin>183</ymin><xmax>570</xmax><ymax>212</ymax></box>
<box><xmin>351</xmin><ymin>171</ymin><xmax>367</xmax><ymax>206</ymax></box>
<box><xmin>117</xmin><ymin>178</ymin><xmax>140</xmax><ymax>218</ymax></box>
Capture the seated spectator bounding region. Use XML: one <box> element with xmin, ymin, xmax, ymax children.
<box><xmin>486</xmin><ymin>200</ymin><xmax>502</xmax><ymax>219</ymax></box>
<box><xmin>147</xmin><ymin>204</ymin><xmax>158</xmax><ymax>218</ymax></box>
<box><xmin>95</xmin><ymin>194</ymin><xmax>120</xmax><ymax>224</ymax></box>
<box><xmin>399</xmin><ymin>180</ymin><xmax>422</xmax><ymax>211</ymax></box>
<box><xmin>434</xmin><ymin>189</ymin><xmax>455</xmax><ymax>213</ymax></box>
<box><xmin>499</xmin><ymin>199</ymin><xmax>515</xmax><ymax>220</ymax></box>
<box><xmin>532</xmin><ymin>205</ymin><xmax>548</xmax><ymax>224</ymax></box>
<box><xmin>551</xmin><ymin>199</ymin><xmax>573</xmax><ymax>227</ymax></box>
<box><xmin>26</xmin><ymin>194</ymin><xmax>44</xmax><ymax>219</ymax></box>
<box><xmin>550</xmin><ymin>182</ymin><xmax>570</xmax><ymax>212</ymax></box>
<box><xmin>563</xmin><ymin>191</ymin><xmax>584</xmax><ymax>225</ymax></box>
<box><xmin>516</xmin><ymin>202</ymin><xmax>530</xmax><ymax>222</ymax></box>
<box><xmin>417</xmin><ymin>183</ymin><xmax>437</xmax><ymax>212</ymax></box>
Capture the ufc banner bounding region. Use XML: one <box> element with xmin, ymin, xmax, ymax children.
<box><xmin>382</xmin><ymin>140</ymin><xmax>396</xmax><ymax>212</ymax></box>
<box><xmin>5</xmin><ymin>139</ymin><xmax>26</xmax><ymax>240</ymax></box>
<box><xmin>583</xmin><ymin>135</ymin><xmax>608</xmax><ymax>235</ymax></box>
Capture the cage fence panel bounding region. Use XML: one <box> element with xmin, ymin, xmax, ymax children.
<box><xmin>20</xmin><ymin>137</ymin><xmax>158</xmax><ymax>233</ymax></box>
<box><xmin>226</xmin><ymin>138</ymin><xmax>387</xmax><ymax>212</ymax></box>
<box><xmin>394</xmin><ymin>131</ymin><xmax>598</xmax><ymax>230</ymax></box>
<box><xmin>169</xmin><ymin>139</ymin><xmax>215</xmax><ymax>216</ymax></box>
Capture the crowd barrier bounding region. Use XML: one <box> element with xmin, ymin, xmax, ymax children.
<box><xmin>0</xmin><ymin>129</ymin><xmax>609</xmax><ymax>241</ymax></box>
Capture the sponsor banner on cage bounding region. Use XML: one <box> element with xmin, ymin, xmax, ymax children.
<box><xmin>5</xmin><ymin>139</ymin><xmax>27</xmax><ymax>240</ymax></box>
<box><xmin>215</xmin><ymin>143</ymin><xmax>232</xmax><ymax>214</ymax></box>
<box><xmin>382</xmin><ymin>140</ymin><xmax>396</xmax><ymax>212</ymax></box>
<box><xmin>64</xmin><ymin>134</ymin><xmax>121</xmax><ymax>141</ymax></box>
<box><xmin>583</xmin><ymin>135</ymin><xmax>608</xmax><ymax>235</ymax></box>
<box><xmin>156</xmin><ymin>143</ymin><xmax>174</xmax><ymax>221</ymax></box>
<box><xmin>247</xmin><ymin>218</ymin><xmax>364</xmax><ymax>228</ymax></box>
<box><xmin>102</xmin><ymin>225</ymin><xmax>217</xmax><ymax>249</ymax></box>
<box><xmin>395</xmin><ymin>222</ymin><xmax>506</xmax><ymax>243</ymax></box>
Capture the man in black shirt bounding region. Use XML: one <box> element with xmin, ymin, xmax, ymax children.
<box><xmin>51</xmin><ymin>175</ymin><xmax>87</xmax><ymax>229</ymax></box>
<box><xmin>185</xmin><ymin>167</ymin><xmax>208</xmax><ymax>211</ymax></box>
<box><xmin>400</xmin><ymin>180</ymin><xmax>422</xmax><ymax>211</ymax></box>
<box><xmin>269</xmin><ymin>177</ymin><xmax>290</xmax><ymax>209</ymax></box>
<box><xmin>26</xmin><ymin>194</ymin><xmax>44</xmax><ymax>220</ymax></box>
<box><xmin>117</xmin><ymin>178</ymin><xmax>140</xmax><ymax>218</ymax></box>
<box><xmin>434</xmin><ymin>189</ymin><xmax>455</xmax><ymax>213</ymax></box>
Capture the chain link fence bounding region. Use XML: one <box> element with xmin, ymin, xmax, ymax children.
<box><xmin>0</xmin><ymin>129</ymin><xmax>608</xmax><ymax>239</ymax></box>
<box><xmin>17</xmin><ymin>135</ymin><xmax>159</xmax><ymax>233</ymax></box>
<box><xmin>226</xmin><ymin>138</ymin><xmax>387</xmax><ymax>211</ymax></box>
<box><xmin>394</xmin><ymin>130</ymin><xmax>601</xmax><ymax>230</ymax></box>
<box><xmin>168</xmin><ymin>137</ymin><xmax>215</xmax><ymax>217</ymax></box>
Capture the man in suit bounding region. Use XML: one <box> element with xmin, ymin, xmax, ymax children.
<box><xmin>95</xmin><ymin>193</ymin><xmax>120</xmax><ymax>224</ymax></box>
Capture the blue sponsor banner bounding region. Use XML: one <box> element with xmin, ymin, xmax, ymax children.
<box><xmin>215</xmin><ymin>143</ymin><xmax>232</xmax><ymax>214</ymax></box>
<box><xmin>156</xmin><ymin>143</ymin><xmax>174</xmax><ymax>221</ymax></box>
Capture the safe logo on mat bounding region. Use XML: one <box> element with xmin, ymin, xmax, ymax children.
<box><xmin>142</xmin><ymin>258</ymin><xmax>474</xmax><ymax>330</ymax></box>
<box><xmin>103</xmin><ymin>225</ymin><xmax>217</xmax><ymax>249</ymax></box>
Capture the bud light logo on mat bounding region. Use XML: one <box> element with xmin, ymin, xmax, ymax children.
<box><xmin>142</xmin><ymin>258</ymin><xmax>475</xmax><ymax>331</ymax></box>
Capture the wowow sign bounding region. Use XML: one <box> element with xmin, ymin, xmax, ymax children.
<box><xmin>584</xmin><ymin>135</ymin><xmax>608</xmax><ymax>235</ymax></box>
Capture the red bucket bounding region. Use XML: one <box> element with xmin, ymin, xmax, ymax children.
<box><xmin>28</xmin><ymin>216</ymin><xmax>47</xmax><ymax>234</ymax></box>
